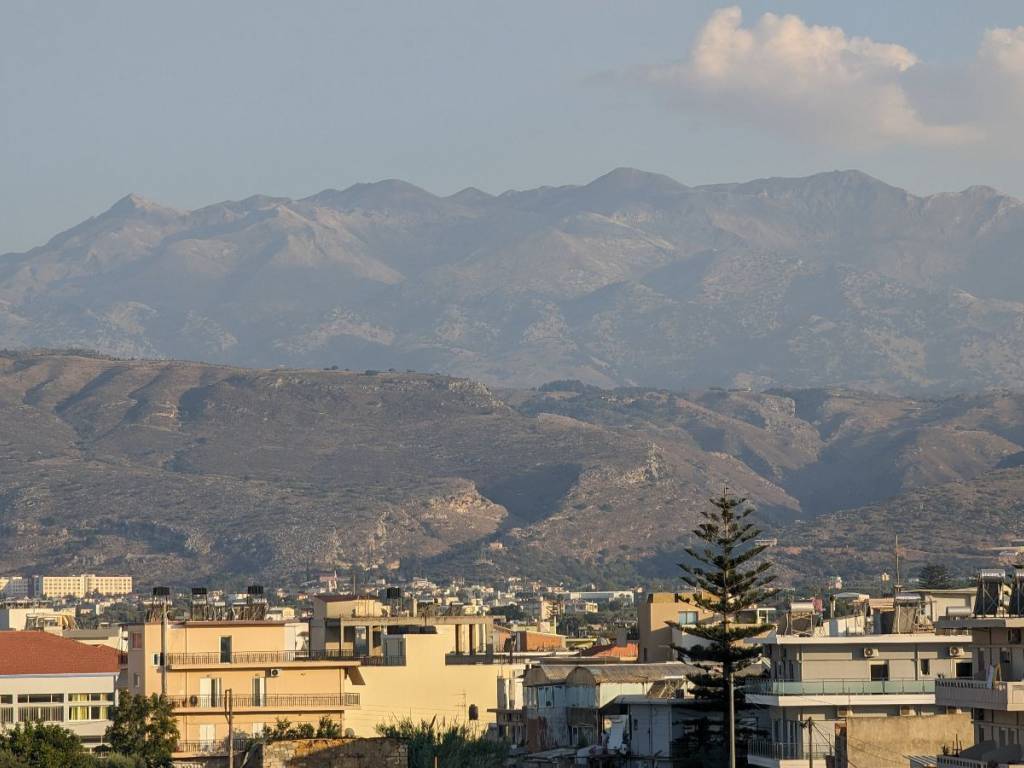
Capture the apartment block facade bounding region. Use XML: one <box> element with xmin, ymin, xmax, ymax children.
<box><xmin>33</xmin><ymin>574</ymin><xmax>133</xmax><ymax>599</ymax></box>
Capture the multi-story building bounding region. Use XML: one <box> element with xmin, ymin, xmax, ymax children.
<box><xmin>0</xmin><ymin>600</ymin><xmax>77</xmax><ymax>631</ymax></box>
<box><xmin>32</xmin><ymin>574</ymin><xmax>133</xmax><ymax>599</ymax></box>
<box><xmin>0</xmin><ymin>577</ymin><xmax>30</xmax><ymax>598</ymax></box>
<box><xmin>0</xmin><ymin>632</ymin><xmax>119</xmax><ymax>749</ymax></box>
<box><xmin>309</xmin><ymin>593</ymin><xmax>525</xmax><ymax>736</ymax></box>
<box><xmin>746</xmin><ymin>594</ymin><xmax>974</xmax><ymax>768</ymax></box>
<box><xmin>123</xmin><ymin>597</ymin><xmax>360</xmax><ymax>759</ymax></box>
<box><xmin>523</xmin><ymin>662</ymin><xmax>689</xmax><ymax>751</ymax></box>
<box><xmin>935</xmin><ymin>569</ymin><xmax>1024</xmax><ymax>767</ymax></box>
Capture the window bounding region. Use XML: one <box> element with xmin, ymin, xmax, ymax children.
<box><xmin>678</xmin><ymin>611</ymin><xmax>698</xmax><ymax>626</ymax></box>
<box><xmin>68</xmin><ymin>693</ymin><xmax>114</xmax><ymax>722</ymax></box>
<box><xmin>133</xmin><ymin>673</ymin><xmax>141</xmax><ymax>688</ymax></box>
<box><xmin>151</xmin><ymin>653</ymin><xmax>161</xmax><ymax>668</ymax></box>
<box><xmin>1009</xmin><ymin>629</ymin><xmax>1022</xmax><ymax>645</ymax></box>
<box><xmin>956</xmin><ymin>662</ymin><xmax>974</xmax><ymax>679</ymax></box>
<box><xmin>18</xmin><ymin>694</ymin><xmax>64</xmax><ymax>703</ymax></box>
<box><xmin>870</xmin><ymin>663</ymin><xmax>890</xmax><ymax>682</ymax></box>
<box><xmin>921</xmin><ymin>659</ymin><xmax>931</xmax><ymax>675</ymax></box>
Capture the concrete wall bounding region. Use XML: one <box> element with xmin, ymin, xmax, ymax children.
<box><xmin>837</xmin><ymin>713</ymin><xmax>972</xmax><ymax>768</ymax></box>
<box><xmin>258</xmin><ymin>738</ymin><xmax>407</xmax><ymax>768</ymax></box>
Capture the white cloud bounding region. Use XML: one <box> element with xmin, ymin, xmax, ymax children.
<box><xmin>640</xmin><ymin>7</ymin><xmax>982</xmax><ymax>149</ymax></box>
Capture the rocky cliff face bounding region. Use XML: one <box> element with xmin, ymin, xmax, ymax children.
<box><xmin>4</xmin><ymin>352</ymin><xmax>1024</xmax><ymax>586</ymax></box>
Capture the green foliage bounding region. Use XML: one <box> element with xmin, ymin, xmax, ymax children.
<box><xmin>674</xmin><ymin>493</ymin><xmax>777</xmax><ymax>757</ymax></box>
<box><xmin>0</xmin><ymin>723</ymin><xmax>93</xmax><ymax>768</ymax></box>
<box><xmin>93</xmin><ymin>755</ymin><xmax>146</xmax><ymax>768</ymax></box>
<box><xmin>104</xmin><ymin>692</ymin><xmax>178</xmax><ymax>768</ymax></box>
<box><xmin>263</xmin><ymin>717</ymin><xmax>341</xmax><ymax>743</ymax></box>
<box><xmin>918</xmin><ymin>563</ymin><xmax>956</xmax><ymax>590</ymax></box>
<box><xmin>376</xmin><ymin>717</ymin><xmax>507</xmax><ymax>768</ymax></box>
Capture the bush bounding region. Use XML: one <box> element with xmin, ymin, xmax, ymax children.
<box><xmin>376</xmin><ymin>718</ymin><xmax>507</xmax><ymax>768</ymax></box>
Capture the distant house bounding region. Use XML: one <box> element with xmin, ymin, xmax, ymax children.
<box><xmin>0</xmin><ymin>632</ymin><xmax>119</xmax><ymax>749</ymax></box>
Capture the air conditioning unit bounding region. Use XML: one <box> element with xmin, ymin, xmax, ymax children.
<box><xmin>863</xmin><ymin>648</ymin><xmax>878</xmax><ymax>659</ymax></box>
<box><xmin>268</xmin><ymin>668</ymin><xmax>282</xmax><ymax>678</ymax></box>
<box><xmin>949</xmin><ymin>646</ymin><xmax>965</xmax><ymax>658</ymax></box>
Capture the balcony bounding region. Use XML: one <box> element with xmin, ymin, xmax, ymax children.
<box><xmin>173</xmin><ymin>737</ymin><xmax>253</xmax><ymax>756</ymax></box>
<box><xmin>163</xmin><ymin>649</ymin><xmax>390</xmax><ymax>668</ymax></box>
<box><xmin>745</xmin><ymin>678</ymin><xmax>935</xmax><ymax>696</ymax></box>
<box><xmin>935</xmin><ymin>678</ymin><xmax>1024</xmax><ymax>711</ymax></box>
<box><xmin>936</xmin><ymin>756</ymin><xmax>987</xmax><ymax>768</ymax></box>
<box><xmin>168</xmin><ymin>693</ymin><xmax>360</xmax><ymax>712</ymax></box>
<box><xmin>747</xmin><ymin>739</ymin><xmax>833</xmax><ymax>767</ymax></box>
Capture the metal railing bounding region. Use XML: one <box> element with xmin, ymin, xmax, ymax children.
<box><xmin>745</xmin><ymin>678</ymin><xmax>935</xmax><ymax>696</ymax></box>
<box><xmin>164</xmin><ymin>649</ymin><xmax>394</xmax><ymax>666</ymax></box>
<box><xmin>174</xmin><ymin>737</ymin><xmax>253</xmax><ymax>756</ymax></box>
<box><xmin>444</xmin><ymin>652</ymin><xmax>545</xmax><ymax>665</ymax></box>
<box><xmin>169</xmin><ymin>693</ymin><xmax>360</xmax><ymax>709</ymax></box>
<box><xmin>747</xmin><ymin>739</ymin><xmax>833</xmax><ymax>760</ymax></box>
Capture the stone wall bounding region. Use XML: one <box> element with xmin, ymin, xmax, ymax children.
<box><xmin>257</xmin><ymin>737</ymin><xmax>407</xmax><ymax>768</ymax></box>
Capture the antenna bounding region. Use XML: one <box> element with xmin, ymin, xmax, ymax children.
<box><xmin>894</xmin><ymin>535</ymin><xmax>902</xmax><ymax>593</ymax></box>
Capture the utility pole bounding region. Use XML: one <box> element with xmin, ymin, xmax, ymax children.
<box><xmin>160</xmin><ymin>596</ymin><xmax>168</xmax><ymax>697</ymax></box>
<box><xmin>224</xmin><ymin>688</ymin><xmax>234</xmax><ymax>768</ymax></box>
<box><xmin>895</xmin><ymin>535</ymin><xmax>901</xmax><ymax>593</ymax></box>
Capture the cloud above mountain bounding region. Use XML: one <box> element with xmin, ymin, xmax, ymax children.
<box><xmin>636</xmin><ymin>6</ymin><xmax>1024</xmax><ymax>150</ymax></box>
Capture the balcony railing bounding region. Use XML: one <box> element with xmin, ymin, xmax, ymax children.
<box><xmin>174</xmin><ymin>737</ymin><xmax>253</xmax><ymax>756</ymax></box>
<box><xmin>747</xmin><ymin>739</ymin><xmax>833</xmax><ymax>760</ymax></box>
<box><xmin>168</xmin><ymin>693</ymin><xmax>360</xmax><ymax>709</ymax></box>
<box><xmin>444</xmin><ymin>652</ymin><xmax>549</xmax><ymax>665</ymax></box>
<box><xmin>164</xmin><ymin>649</ymin><xmax>392</xmax><ymax>666</ymax></box>
<box><xmin>745</xmin><ymin>678</ymin><xmax>935</xmax><ymax>696</ymax></box>
<box><xmin>935</xmin><ymin>677</ymin><xmax>1024</xmax><ymax>710</ymax></box>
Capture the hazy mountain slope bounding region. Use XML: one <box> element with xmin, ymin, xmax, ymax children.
<box><xmin>5</xmin><ymin>169</ymin><xmax>1024</xmax><ymax>391</ymax></box>
<box><xmin>4</xmin><ymin>352</ymin><xmax>1024</xmax><ymax>586</ymax></box>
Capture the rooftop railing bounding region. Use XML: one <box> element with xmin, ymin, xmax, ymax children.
<box><xmin>164</xmin><ymin>649</ymin><xmax>393</xmax><ymax>666</ymax></box>
<box><xmin>745</xmin><ymin>678</ymin><xmax>935</xmax><ymax>696</ymax></box>
<box><xmin>173</xmin><ymin>737</ymin><xmax>253</xmax><ymax>756</ymax></box>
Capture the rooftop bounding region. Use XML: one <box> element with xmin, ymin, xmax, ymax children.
<box><xmin>0</xmin><ymin>632</ymin><xmax>119</xmax><ymax>676</ymax></box>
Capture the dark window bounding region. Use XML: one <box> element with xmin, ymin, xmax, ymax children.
<box><xmin>870</xmin><ymin>663</ymin><xmax>890</xmax><ymax>682</ymax></box>
<box><xmin>956</xmin><ymin>661</ymin><xmax>974</xmax><ymax>679</ymax></box>
<box><xmin>921</xmin><ymin>659</ymin><xmax>931</xmax><ymax>675</ymax></box>
<box><xmin>220</xmin><ymin>636</ymin><xmax>232</xmax><ymax>663</ymax></box>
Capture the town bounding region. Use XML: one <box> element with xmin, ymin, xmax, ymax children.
<box><xmin>1</xmin><ymin>549</ymin><xmax>1019</xmax><ymax>768</ymax></box>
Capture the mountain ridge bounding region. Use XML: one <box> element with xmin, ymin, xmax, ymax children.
<box><xmin>4</xmin><ymin>168</ymin><xmax>1024</xmax><ymax>393</ymax></box>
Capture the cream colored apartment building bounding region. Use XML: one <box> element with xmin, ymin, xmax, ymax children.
<box><xmin>122</xmin><ymin>617</ymin><xmax>360</xmax><ymax>758</ymax></box>
<box><xmin>33</xmin><ymin>574</ymin><xmax>133</xmax><ymax>598</ymax></box>
<box><xmin>309</xmin><ymin>594</ymin><xmax>525</xmax><ymax>736</ymax></box>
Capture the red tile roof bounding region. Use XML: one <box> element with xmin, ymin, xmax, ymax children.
<box><xmin>581</xmin><ymin>641</ymin><xmax>638</xmax><ymax>659</ymax></box>
<box><xmin>0</xmin><ymin>631</ymin><xmax>119</xmax><ymax>676</ymax></box>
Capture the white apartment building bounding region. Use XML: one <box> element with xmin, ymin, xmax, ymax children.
<box><xmin>32</xmin><ymin>574</ymin><xmax>133</xmax><ymax>599</ymax></box>
<box><xmin>746</xmin><ymin>594</ymin><xmax>974</xmax><ymax>768</ymax></box>
<box><xmin>935</xmin><ymin>569</ymin><xmax>1024</xmax><ymax>767</ymax></box>
<box><xmin>0</xmin><ymin>577</ymin><xmax>30</xmax><ymax>598</ymax></box>
<box><xmin>0</xmin><ymin>632</ymin><xmax>119</xmax><ymax>748</ymax></box>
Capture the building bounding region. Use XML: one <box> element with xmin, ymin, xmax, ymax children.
<box><xmin>32</xmin><ymin>574</ymin><xmax>133</xmax><ymax>599</ymax></box>
<box><xmin>309</xmin><ymin>593</ymin><xmax>525</xmax><ymax>736</ymax></box>
<box><xmin>746</xmin><ymin>594</ymin><xmax>974</xmax><ymax>768</ymax></box>
<box><xmin>0</xmin><ymin>577</ymin><xmax>30</xmax><ymax>598</ymax></box>
<box><xmin>604</xmin><ymin>695</ymin><xmax>720</xmax><ymax>768</ymax></box>
<box><xmin>934</xmin><ymin>568</ymin><xmax>1024</xmax><ymax>767</ymax></box>
<box><xmin>523</xmin><ymin>662</ymin><xmax>690</xmax><ymax>751</ymax></box>
<box><xmin>637</xmin><ymin>592</ymin><xmax>717</xmax><ymax>663</ymax></box>
<box><xmin>0</xmin><ymin>600</ymin><xmax>77</xmax><ymax>631</ymax></box>
<box><xmin>123</xmin><ymin>593</ymin><xmax>360</xmax><ymax>759</ymax></box>
<box><xmin>0</xmin><ymin>632</ymin><xmax>119</xmax><ymax>749</ymax></box>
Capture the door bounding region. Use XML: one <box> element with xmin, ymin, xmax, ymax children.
<box><xmin>199</xmin><ymin>678</ymin><xmax>212</xmax><ymax>708</ymax></box>
<box><xmin>199</xmin><ymin>724</ymin><xmax>216</xmax><ymax>749</ymax></box>
<box><xmin>219</xmin><ymin>636</ymin><xmax>233</xmax><ymax>663</ymax></box>
<box><xmin>252</xmin><ymin>676</ymin><xmax>266</xmax><ymax>707</ymax></box>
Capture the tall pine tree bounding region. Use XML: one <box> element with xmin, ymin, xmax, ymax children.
<box><xmin>673</xmin><ymin>493</ymin><xmax>777</xmax><ymax>768</ymax></box>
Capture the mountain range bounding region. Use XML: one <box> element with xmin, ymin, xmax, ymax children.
<box><xmin>5</xmin><ymin>168</ymin><xmax>1024</xmax><ymax>392</ymax></box>
<box><xmin>3</xmin><ymin>351</ymin><xmax>1023</xmax><ymax>588</ymax></box>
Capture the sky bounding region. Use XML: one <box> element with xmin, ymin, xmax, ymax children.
<box><xmin>3</xmin><ymin>0</ymin><xmax>1024</xmax><ymax>253</ymax></box>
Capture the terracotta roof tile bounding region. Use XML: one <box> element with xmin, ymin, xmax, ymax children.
<box><xmin>0</xmin><ymin>631</ymin><xmax>119</xmax><ymax>676</ymax></box>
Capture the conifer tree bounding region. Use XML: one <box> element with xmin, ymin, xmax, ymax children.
<box><xmin>673</xmin><ymin>493</ymin><xmax>777</xmax><ymax>768</ymax></box>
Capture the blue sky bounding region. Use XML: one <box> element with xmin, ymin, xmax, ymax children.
<box><xmin>3</xmin><ymin>1</ymin><xmax>1024</xmax><ymax>252</ymax></box>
